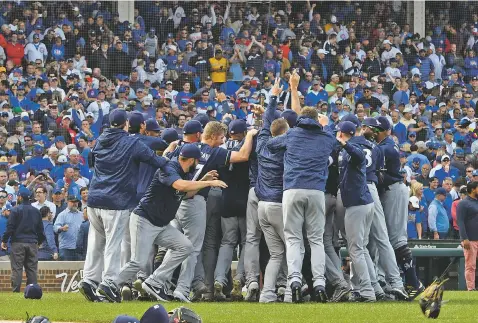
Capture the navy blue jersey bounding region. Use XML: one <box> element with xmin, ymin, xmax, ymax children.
<box><xmin>256</xmin><ymin>95</ymin><xmax>285</xmax><ymax>203</ymax></box>
<box><xmin>134</xmin><ymin>161</ymin><xmax>190</xmax><ymax>227</ymax></box>
<box><xmin>378</xmin><ymin>136</ymin><xmax>402</xmax><ymax>189</ymax></box>
<box><xmin>168</xmin><ymin>142</ymin><xmax>231</xmax><ymax>198</ymax></box>
<box><xmin>352</xmin><ymin>136</ymin><xmax>381</xmax><ymax>184</ymax></box>
<box><xmin>325</xmin><ymin>148</ymin><xmax>340</xmax><ymax>196</ymax></box>
<box><xmin>338</xmin><ymin>140</ymin><xmax>373</xmax><ymax>207</ymax></box>
<box><xmin>248</xmin><ymin>136</ymin><xmax>258</xmax><ymax>189</ymax></box>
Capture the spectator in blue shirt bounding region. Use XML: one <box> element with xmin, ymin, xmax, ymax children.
<box><xmin>38</xmin><ymin>206</ymin><xmax>58</xmax><ymax>261</ymax></box>
<box><xmin>53</xmin><ymin>195</ymin><xmax>83</xmax><ymax>261</ymax></box>
<box><xmin>305</xmin><ymin>80</ymin><xmax>328</xmax><ymax>106</ymax></box>
<box><xmin>428</xmin><ymin>188</ymin><xmax>450</xmax><ymax>239</ymax></box>
<box><xmin>76</xmin><ymin>208</ymin><xmax>89</xmax><ymax>261</ymax></box>
<box><xmin>55</xmin><ymin>167</ymin><xmax>81</xmax><ymax>200</ymax></box>
<box><xmin>408</xmin><ymin>196</ymin><xmax>422</xmax><ymax>239</ymax></box>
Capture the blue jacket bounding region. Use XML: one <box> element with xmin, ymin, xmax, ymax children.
<box><xmin>406</xmin><ymin>153</ymin><xmax>430</xmax><ymax>169</ymax></box>
<box><xmin>0</xmin><ymin>214</ymin><xmax>8</xmax><ymax>257</ymax></box>
<box><xmin>305</xmin><ymin>90</ymin><xmax>328</xmax><ymax>106</ymax></box>
<box><xmin>24</xmin><ymin>156</ymin><xmax>54</xmax><ymax>172</ymax></box>
<box><xmin>428</xmin><ymin>198</ymin><xmax>449</xmax><ymax>233</ymax></box>
<box><xmin>338</xmin><ymin>138</ymin><xmax>373</xmax><ymax>207</ymax></box>
<box><xmin>269</xmin><ymin>116</ymin><xmax>336</xmax><ymax>191</ymax></box>
<box><xmin>378</xmin><ymin>136</ymin><xmax>402</xmax><ymax>190</ymax></box>
<box><xmin>75</xmin><ymin>220</ymin><xmax>89</xmax><ymax>260</ymax></box>
<box><xmin>1</xmin><ymin>201</ymin><xmax>45</xmax><ymax>245</ymax></box>
<box><xmin>38</xmin><ymin>220</ymin><xmax>57</xmax><ymax>259</ymax></box>
<box><xmin>256</xmin><ymin>95</ymin><xmax>285</xmax><ymax>203</ymax></box>
<box><xmin>87</xmin><ymin>128</ymin><xmax>169</xmax><ymax>210</ymax></box>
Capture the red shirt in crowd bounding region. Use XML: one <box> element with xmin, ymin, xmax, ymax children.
<box><xmin>5</xmin><ymin>42</ymin><xmax>24</xmax><ymax>66</ymax></box>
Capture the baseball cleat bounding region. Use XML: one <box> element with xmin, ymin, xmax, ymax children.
<box><xmin>313</xmin><ymin>285</ymin><xmax>328</xmax><ymax>303</ymax></box>
<box><xmin>121</xmin><ymin>285</ymin><xmax>132</xmax><ymax>301</ymax></box>
<box><xmin>133</xmin><ymin>278</ymin><xmax>146</xmax><ymax>296</ymax></box>
<box><xmin>214</xmin><ymin>281</ymin><xmax>226</xmax><ymax>302</ymax></box>
<box><xmin>231</xmin><ymin>279</ymin><xmax>244</xmax><ymax>301</ymax></box>
<box><xmin>78</xmin><ymin>280</ymin><xmax>100</xmax><ymax>302</ymax></box>
<box><xmin>291</xmin><ymin>282</ymin><xmax>303</xmax><ymax>303</ymax></box>
<box><xmin>245</xmin><ymin>281</ymin><xmax>259</xmax><ymax>302</ymax></box>
<box><xmin>407</xmin><ymin>281</ymin><xmax>425</xmax><ymax>301</ymax></box>
<box><xmin>331</xmin><ymin>284</ymin><xmax>351</xmax><ymax>302</ymax></box>
<box><xmin>349</xmin><ymin>291</ymin><xmax>376</xmax><ymax>303</ymax></box>
<box><xmin>376</xmin><ymin>292</ymin><xmax>396</xmax><ymax>302</ymax></box>
<box><xmin>391</xmin><ymin>286</ymin><xmax>410</xmax><ymax>301</ymax></box>
<box><xmin>173</xmin><ymin>290</ymin><xmax>192</xmax><ymax>303</ymax></box>
<box><xmin>142</xmin><ymin>281</ymin><xmax>171</xmax><ymax>302</ymax></box>
<box><xmin>191</xmin><ymin>282</ymin><xmax>209</xmax><ymax>302</ymax></box>
<box><xmin>276</xmin><ymin>285</ymin><xmax>286</xmax><ymax>302</ymax></box>
<box><xmin>97</xmin><ymin>283</ymin><xmax>121</xmax><ymax>303</ymax></box>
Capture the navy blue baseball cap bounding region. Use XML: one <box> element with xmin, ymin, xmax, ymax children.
<box><xmin>193</xmin><ymin>114</ymin><xmax>210</xmax><ymax>128</ymax></box>
<box><xmin>435</xmin><ymin>187</ymin><xmax>447</xmax><ymax>196</ymax></box>
<box><xmin>109</xmin><ymin>109</ymin><xmax>128</xmax><ymax>127</ymax></box>
<box><xmin>408</xmin><ymin>131</ymin><xmax>417</xmax><ymax>137</ymax></box>
<box><xmin>128</xmin><ymin>111</ymin><xmax>145</xmax><ymax>127</ymax></box>
<box><xmin>113</xmin><ymin>316</ymin><xmax>139</xmax><ymax>323</ymax></box>
<box><xmin>281</xmin><ymin>110</ymin><xmax>298</xmax><ymax>128</ymax></box>
<box><xmin>18</xmin><ymin>186</ymin><xmax>32</xmax><ymax>199</ymax></box>
<box><xmin>362</xmin><ymin>117</ymin><xmax>381</xmax><ymax>128</ymax></box>
<box><xmin>179</xmin><ymin>143</ymin><xmax>202</xmax><ymax>160</ymax></box>
<box><xmin>337</xmin><ymin>121</ymin><xmax>356</xmax><ymax>136</ymax></box>
<box><xmin>145</xmin><ymin>118</ymin><xmax>161</xmax><ymax>131</ymax></box>
<box><xmin>229</xmin><ymin>119</ymin><xmax>247</xmax><ymax>134</ymax></box>
<box><xmin>183</xmin><ymin>120</ymin><xmax>203</xmax><ymax>135</ymax></box>
<box><xmin>140</xmin><ymin>304</ymin><xmax>169</xmax><ymax>323</ymax></box>
<box><xmin>161</xmin><ymin>128</ymin><xmax>179</xmax><ymax>143</ymax></box>
<box><xmin>341</xmin><ymin>114</ymin><xmax>361</xmax><ymax>128</ymax></box>
<box><xmin>24</xmin><ymin>283</ymin><xmax>43</xmax><ymax>299</ymax></box>
<box><xmin>375</xmin><ymin>116</ymin><xmax>391</xmax><ymax>131</ymax></box>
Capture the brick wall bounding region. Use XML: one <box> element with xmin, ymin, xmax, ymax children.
<box><xmin>0</xmin><ymin>262</ymin><xmax>84</xmax><ymax>292</ymax></box>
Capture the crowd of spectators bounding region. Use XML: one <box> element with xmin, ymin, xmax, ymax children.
<box><xmin>0</xmin><ymin>1</ymin><xmax>477</xmax><ymax>261</ymax></box>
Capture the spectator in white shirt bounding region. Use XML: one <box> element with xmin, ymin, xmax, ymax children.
<box><xmin>24</xmin><ymin>34</ymin><xmax>48</xmax><ymax>64</ymax></box>
<box><xmin>32</xmin><ymin>185</ymin><xmax>57</xmax><ymax>216</ymax></box>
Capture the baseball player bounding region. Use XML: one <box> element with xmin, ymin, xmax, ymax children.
<box><xmin>375</xmin><ymin>116</ymin><xmax>424</xmax><ymax>299</ymax></box>
<box><xmin>243</xmin><ymin>77</ymin><xmax>299</xmax><ymax>302</ymax></box>
<box><xmin>157</xmin><ymin>122</ymin><xmax>258</xmax><ymax>302</ymax></box>
<box><xmin>267</xmin><ymin>102</ymin><xmax>335</xmax><ymax>303</ymax></box>
<box><xmin>336</xmin><ymin>121</ymin><xmax>377</xmax><ymax>302</ymax></box>
<box><xmin>341</xmin><ymin>115</ymin><xmax>408</xmax><ymax>300</ymax></box>
<box><xmin>213</xmin><ymin>120</ymin><xmax>251</xmax><ymax>301</ymax></box>
<box><xmin>113</xmin><ymin>144</ymin><xmax>227</xmax><ymax>302</ymax></box>
<box><xmin>324</xmin><ymin>147</ymin><xmax>352</xmax><ymax>302</ymax></box>
<box><xmin>79</xmin><ymin>109</ymin><xmax>169</xmax><ymax>303</ymax></box>
<box><xmin>360</xmin><ymin>117</ymin><xmax>409</xmax><ymax>300</ymax></box>
<box><xmin>255</xmin><ymin>82</ymin><xmax>290</xmax><ymax>302</ymax></box>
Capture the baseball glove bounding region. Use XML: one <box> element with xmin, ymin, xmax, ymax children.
<box><xmin>24</xmin><ymin>312</ymin><xmax>51</xmax><ymax>323</ymax></box>
<box><xmin>419</xmin><ymin>278</ymin><xmax>448</xmax><ymax>319</ymax></box>
<box><xmin>168</xmin><ymin>307</ymin><xmax>202</xmax><ymax>323</ymax></box>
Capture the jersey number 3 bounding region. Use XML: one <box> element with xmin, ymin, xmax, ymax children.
<box><xmin>363</xmin><ymin>149</ymin><xmax>372</xmax><ymax>167</ymax></box>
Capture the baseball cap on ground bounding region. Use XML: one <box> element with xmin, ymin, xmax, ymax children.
<box><xmin>112</xmin><ymin>315</ymin><xmax>139</xmax><ymax>323</ymax></box>
<box><xmin>229</xmin><ymin>119</ymin><xmax>247</xmax><ymax>134</ymax></box>
<box><xmin>179</xmin><ymin>143</ymin><xmax>202</xmax><ymax>160</ymax></box>
<box><xmin>184</xmin><ymin>120</ymin><xmax>204</xmax><ymax>134</ymax></box>
<box><xmin>337</xmin><ymin>121</ymin><xmax>356</xmax><ymax>136</ymax></box>
<box><xmin>140</xmin><ymin>304</ymin><xmax>169</xmax><ymax>323</ymax></box>
<box><xmin>24</xmin><ymin>283</ymin><xmax>43</xmax><ymax>299</ymax></box>
<box><xmin>109</xmin><ymin>109</ymin><xmax>128</xmax><ymax>127</ymax></box>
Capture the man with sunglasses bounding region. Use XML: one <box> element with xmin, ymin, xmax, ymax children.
<box><xmin>356</xmin><ymin>86</ymin><xmax>382</xmax><ymax>114</ymax></box>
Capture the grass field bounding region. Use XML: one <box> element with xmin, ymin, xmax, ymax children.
<box><xmin>0</xmin><ymin>292</ymin><xmax>477</xmax><ymax>323</ymax></box>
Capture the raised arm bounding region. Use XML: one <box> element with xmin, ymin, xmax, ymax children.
<box><xmin>289</xmin><ymin>70</ymin><xmax>301</xmax><ymax>115</ymax></box>
<box><xmin>230</xmin><ymin>129</ymin><xmax>259</xmax><ymax>163</ymax></box>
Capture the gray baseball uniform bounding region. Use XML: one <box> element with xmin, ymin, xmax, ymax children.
<box><xmin>367</xmin><ymin>182</ymin><xmax>404</xmax><ymax>289</ymax></box>
<box><xmin>244</xmin><ymin>187</ymin><xmax>261</xmax><ymax>286</ymax></box>
<box><xmin>283</xmin><ymin>189</ymin><xmax>326</xmax><ymax>287</ymax></box>
<box><xmin>381</xmin><ymin>182</ymin><xmax>409</xmax><ymax>249</ymax></box>
<box><xmin>192</xmin><ymin>187</ymin><xmax>222</xmax><ymax>293</ymax></box>
<box><xmin>258</xmin><ymin>201</ymin><xmax>287</xmax><ymax>303</ymax></box>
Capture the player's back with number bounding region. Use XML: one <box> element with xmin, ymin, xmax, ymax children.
<box><xmin>378</xmin><ymin>137</ymin><xmax>402</xmax><ymax>188</ymax></box>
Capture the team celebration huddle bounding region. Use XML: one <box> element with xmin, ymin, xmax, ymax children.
<box><xmin>78</xmin><ymin>71</ymin><xmax>423</xmax><ymax>304</ymax></box>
